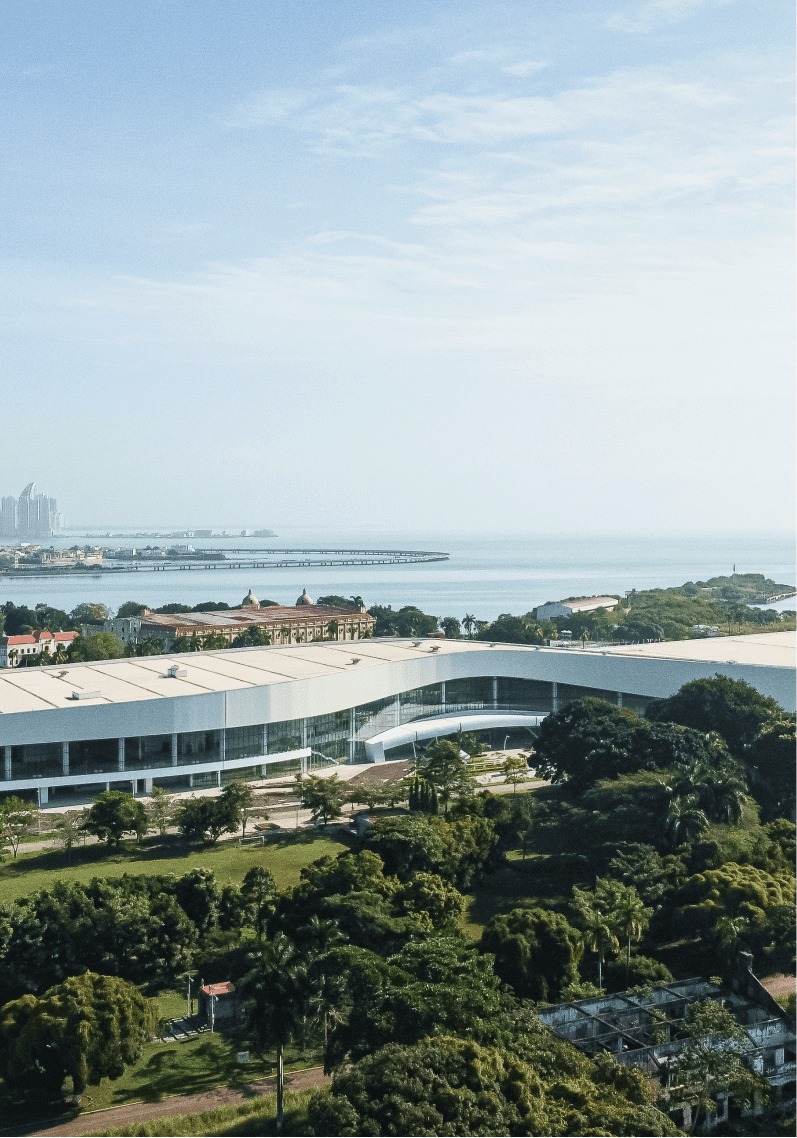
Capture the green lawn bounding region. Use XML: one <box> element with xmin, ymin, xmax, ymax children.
<box><xmin>78</xmin><ymin>1029</ymin><xmax>322</xmax><ymax>1114</ymax></box>
<box><xmin>88</xmin><ymin>1087</ymin><xmax>318</xmax><ymax>1136</ymax></box>
<box><xmin>0</xmin><ymin>831</ymin><xmax>347</xmax><ymax>905</ymax></box>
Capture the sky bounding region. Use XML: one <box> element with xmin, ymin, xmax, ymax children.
<box><xmin>1</xmin><ymin>0</ymin><xmax>794</xmax><ymax>534</ymax></box>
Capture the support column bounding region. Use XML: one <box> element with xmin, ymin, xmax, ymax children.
<box><xmin>219</xmin><ymin>728</ymin><xmax>226</xmax><ymax>767</ymax></box>
<box><xmin>492</xmin><ymin>677</ymin><xmax>498</xmax><ymax>709</ymax></box>
<box><xmin>616</xmin><ymin>692</ymin><xmax>623</xmax><ymax>707</ymax></box>
<box><xmin>117</xmin><ymin>738</ymin><xmax>125</xmax><ymax>772</ymax></box>
<box><xmin>393</xmin><ymin>694</ymin><xmax>401</xmax><ymax>726</ymax></box>
<box><xmin>262</xmin><ymin>724</ymin><xmax>268</xmax><ymax>757</ymax></box>
<box><xmin>349</xmin><ymin>707</ymin><xmax>356</xmax><ymax>763</ymax></box>
<box><xmin>145</xmin><ymin>777</ymin><xmax>153</xmax><ymax>793</ymax></box>
<box><xmin>300</xmin><ymin>755</ymin><xmax>308</xmax><ymax>775</ymax></box>
<box><xmin>301</xmin><ymin>719</ymin><xmax>308</xmax><ymax>748</ymax></box>
<box><xmin>551</xmin><ymin>682</ymin><xmax>558</xmax><ymax>713</ymax></box>
<box><xmin>39</xmin><ymin>786</ymin><xmax>49</xmax><ymax>804</ymax></box>
<box><xmin>3</xmin><ymin>746</ymin><xmax>11</xmax><ymax>780</ymax></box>
<box><xmin>440</xmin><ymin>681</ymin><xmax>446</xmax><ymax>713</ymax></box>
<box><xmin>62</xmin><ymin>741</ymin><xmax>69</xmax><ymax>777</ymax></box>
<box><xmin>216</xmin><ymin>770</ymin><xmax>221</xmax><ymax>787</ymax></box>
<box><xmin>171</xmin><ymin>733</ymin><xmax>178</xmax><ymax>766</ymax></box>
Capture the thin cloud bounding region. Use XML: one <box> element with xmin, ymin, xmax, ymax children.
<box><xmin>607</xmin><ymin>0</ymin><xmax>733</xmax><ymax>34</ymax></box>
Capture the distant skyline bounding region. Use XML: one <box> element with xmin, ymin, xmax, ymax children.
<box><xmin>2</xmin><ymin>1</ymin><xmax>794</xmax><ymax>534</ymax></box>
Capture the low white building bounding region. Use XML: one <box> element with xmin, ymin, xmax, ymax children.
<box><xmin>536</xmin><ymin>596</ymin><xmax>619</xmax><ymax>621</ymax></box>
<box><xmin>0</xmin><ymin>631</ymin><xmax>792</xmax><ymax>807</ymax></box>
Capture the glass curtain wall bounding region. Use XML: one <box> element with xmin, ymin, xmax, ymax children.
<box><xmin>124</xmin><ymin>734</ymin><xmax>173</xmax><ymax>771</ymax></box>
<box><xmin>557</xmin><ymin>684</ymin><xmax>620</xmax><ymax>707</ymax></box>
<box><xmin>225</xmin><ymin>724</ymin><xmax>266</xmax><ymax>762</ymax></box>
<box><xmin>178</xmin><ymin>730</ymin><xmax>222</xmax><ymax>766</ymax></box>
<box><xmin>9</xmin><ymin>742</ymin><xmax>62</xmax><ymax>780</ymax></box>
<box><xmin>69</xmin><ymin>738</ymin><xmax>119</xmax><ymax>777</ymax></box>
<box><xmin>498</xmin><ymin>678</ymin><xmax>552</xmax><ymax>712</ymax></box>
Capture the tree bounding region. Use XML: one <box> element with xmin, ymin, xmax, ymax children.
<box><xmin>665</xmin><ymin>792</ymin><xmax>709</xmax><ymax>849</ymax></box>
<box><xmin>502</xmin><ymin>753</ymin><xmax>528</xmax><ymax>792</ymax></box>
<box><xmin>146</xmin><ymin>785</ymin><xmax>175</xmax><ymax>836</ymax></box>
<box><xmin>69</xmin><ymin>603</ymin><xmax>112</xmax><ymax>625</ymax></box>
<box><xmin>174</xmin><ymin>867</ymin><xmax>220</xmax><ymax>933</ymax></box>
<box><xmin>580</xmin><ymin>909</ymin><xmax>619</xmax><ymax>991</ymax></box>
<box><xmin>67</xmin><ymin>631</ymin><xmax>125</xmax><ymax>661</ymax></box>
<box><xmin>613</xmin><ymin>886</ymin><xmax>653</xmax><ymax>983</ymax></box>
<box><xmin>51</xmin><ymin>809</ymin><xmax>86</xmax><ymax>859</ymax></box>
<box><xmin>219</xmin><ymin>780</ymin><xmax>254</xmax><ymax>833</ymax></box>
<box><xmin>116</xmin><ymin>601</ymin><xmax>148</xmax><ymax>617</ymax></box>
<box><xmin>746</xmin><ymin>714</ymin><xmax>796</xmax><ymax>820</ymax></box>
<box><xmin>438</xmin><ymin>616</ymin><xmax>461</xmax><ymax>638</ymax></box>
<box><xmin>0</xmin><ymin>972</ymin><xmax>157</xmax><ymax>1099</ymax></box>
<box><xmin>231</xmin><ymin>626</ymin><xmax>272</xmax><ymax>648</ymax></box>
<box><xmin>294</xmin><ymin>774</ymin><xmax>345</xmax><ymax>828</ymax></box>
<box><xmin>241</xmin><ymin>932</ymin><xmax>306</xmax><ymax>1131</ymax></box>
<box><xmin>82</xmin><ymin>791</ymin><xmax>147</xmax><ymax>849</ymax></box>
<box><xmin>646</xmin><ymin>675</ymin><xmax>782</xmax><ymax>756</ymax></box>
<box><xmin>175</xmin><ymin>794</ymin><xmax>239</xmax><ymax>844</ymax></box>
<box><xmin>418</xmin><ymin>739</ymin><xmax>475</xmax><ymax>815</ymax></box>
<box><xmin>462</xmin><ymin>614</ymin><xmax>475</xmax><ymax>639</ymax></box>
<box><xmin>481</xmin><ymin>907</ymin><xmax>582</xmax><ymax>1001</ymax></box>
<box><xmin>241</xmin><ymin>866</ymin><xmax>278</xmax><ymax>941</ymax></box>
<box><xmin>668</xmin><ymin>999</ymin><xmax>761</xmax><ymax>1134</ymax></box>
<box><xmin>0</xmin><ymin>796</ymin><xmax>36</xmax><ymax>858</ymax></box>
<box><xmin>534</xmin><ymin>697</ymin><xmax>725</xmax><ymax>791</ymax></box>
<box><xmin>310</xmin><ymin>1030</ymin><xmax>679</xmax><ymax>1138</ymax></box>
<box><xmin>399</xmin><ymin>872</ymin><xmax>464</xmax><ymax>929</ymax></box>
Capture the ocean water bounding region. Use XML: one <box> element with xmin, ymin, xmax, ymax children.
<box><xmin>1</xmin><ymin>529</ymin><xmax>794</xmax><ymax>624</ymax></box>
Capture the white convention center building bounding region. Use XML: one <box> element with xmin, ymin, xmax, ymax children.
<box><xmin>0</xmin><ymin>632</ymin><xmax>793</xmax><ymax>806</ymax></box>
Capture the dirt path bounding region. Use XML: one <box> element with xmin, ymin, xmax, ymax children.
<box><xmin>6</xmin><ymin>1066</ymin><xmax>330</xmax><ymax>1138</ymax></box>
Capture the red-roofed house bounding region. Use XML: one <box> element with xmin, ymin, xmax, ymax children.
<box><xmin>0</xmin><ymin>630</ymin><xmax>77</xmax><ymax>667</ymax></box>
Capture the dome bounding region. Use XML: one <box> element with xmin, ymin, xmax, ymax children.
<box><xmin>296</xmin><ymin>588</ymin><xmax>314</xmax><ymax>606</ymax></box>
<box><xmin>241</xmin><ymin>589</ymin><xmax>260</xmax><ymax>608</ymax></box>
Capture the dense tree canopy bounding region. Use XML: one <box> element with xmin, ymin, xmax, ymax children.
<box><xmin>82</xmin><ymin>791</ymin><xmax>147</xmax><ymax>848</ymax></box>
<box><xmin>533</xmin><ymin>697</ymin><xmax>724</xmax><ymax>791</ymax></box>
<box><xmin>0</xmin><ymin>972</ymin><xmax>157</xmax><ymax>1099</ymax></box>
<box><xmin>480</xmin><ymin>906</ymin><xmax>582</xmax><ymax>1002</ymax></box>
<box><xmin>646</xmin><ymin>675</ymin><xmax>782</xmax><ymax>755</ymax></box>
<box><xmin>312</xmin><ymin>1031</ymin><xmax>678</xmax><ymax>1137</ymax></box>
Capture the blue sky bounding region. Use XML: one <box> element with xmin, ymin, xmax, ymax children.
<box><xmin>1</xmin><ymin>0</ymin><xmax>794</xmax><ymax>532</ymax></box>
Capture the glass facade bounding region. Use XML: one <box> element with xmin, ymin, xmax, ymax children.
<box><xmin>268</xmin><ymin>718</ymin><xmax>303</xmax><ymax>753</ymax></box>
<box><xmin>69</xmin><ymin>738</ymin><xmax>119</xmax><ymax>777</ymax></box>
<box><xmin>557</xmin><ymin>684</ymin><xmax>620</xmax><ymax>707</ymax></box>
<box><xmin>10</xmin><ymin>742</ymin><xmax>62</xmax><ymax>780</ymax></box>
<box><xmin>178</xmin><ymin>729</ymin><xmax>222</xmax><ymax>766</ymax></box>
<box><xmin>0</xmin><ymin>675</ymin><xmax>643</xmax><ymax>791</ymax></box>
<box><xmin>498</xmin><ymin>677</ymin><xmax>552</xmax><ymax>711</ymax></box>
<box><xmin>125</xmin><ymin>734</ymin><xmax>172</xmax><ymax>771</ymax></box>
<box><xmin>226</xmin><ymin>724</ymin><xmax>266</xmax><ymax>762</ymax></box>
<box><xmin>445</xmin><ymin>676</ymin><xmax>493</xmax><ymax>709</ymax></box>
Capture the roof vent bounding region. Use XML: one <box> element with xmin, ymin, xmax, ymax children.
<box><xmin>430</xmin><ymin>646</ymin><xmax>440</xmax><ymax>652</ymax></box>
<box><xmin>71</xmin><ymin>690</ymin><xmax>101</xmax><ymax>700</ymax></box>
<box><xmin>167</xmin><ymin>665</ymin><xmax>188</xmax><ymax>678</ymax></box>
<box><xmin>350</xmin><ymin>658</ymin><xmax>361</xmax><ymax>665</ymax></box>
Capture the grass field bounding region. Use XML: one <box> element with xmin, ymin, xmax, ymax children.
<box><xmin>78</xmin><ymin>1029</ymin><xmax>322</xmax><ymax>1114</ymax></box>
<box><xmin>0</xmin><ymin>831</ymin><xmax>347</xmax><ymax>905</ymax></box>
<box><xmin>88</xmin><ymin>1086</ymin><xmax>318</xmax><ymax>1136</ymax></box>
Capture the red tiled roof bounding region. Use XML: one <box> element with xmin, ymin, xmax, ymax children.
<box><xmin>202</xmin><ymin>981</ymin><xmax>235</xmax><ymax>995</ymax></box>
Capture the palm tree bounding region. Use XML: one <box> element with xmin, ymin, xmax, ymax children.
<box><xmin>241</xmin><ymin>932</ymin><xmax>306</xmax><ymax>1131</ymax></box>
<box><xmin>614</xmin><ymin>887</ymin><xmax>652</xmax><ymax>984</ymax></box>
<box><xmin>463</xmin><ymin>614</ymin><xmax>475</xmax><ymax>640</ymax></box>
<box><xmin>665</xmin><ymin>791</ymin><xmax>709</xmax><ymax>849</ymax></box>
<box><xmin>580</xmin><ymin>909</ymin><xmax>619</xmax><ymax>992</ymax></box>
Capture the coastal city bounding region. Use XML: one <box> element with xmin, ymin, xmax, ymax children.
<box><xmin>3</xmin><ymin>2</ymin><xmax>793</xmax><ymax>1136</ymax></box>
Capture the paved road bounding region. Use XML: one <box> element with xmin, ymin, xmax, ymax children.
<box><xmin>9</xmin><ymin>1066</ymin><xmax>330</xmax><ymax>1138</ymax></box>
